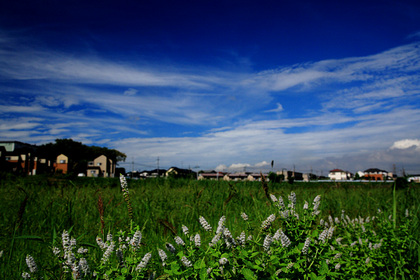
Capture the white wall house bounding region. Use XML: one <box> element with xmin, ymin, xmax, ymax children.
<box><xmin>328</xmin><ymin>169</ymin><xmax>352</xmax><ymax>180</ymax></box>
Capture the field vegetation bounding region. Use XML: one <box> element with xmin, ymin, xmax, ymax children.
<box><xmin>0</xmin><ymin>173</ymin><xmax>419</xmax><ymax>279</ymax></box>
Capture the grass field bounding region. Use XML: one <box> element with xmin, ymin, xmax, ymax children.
<box><xmin>0</xmin><ymin>173</ymin><xmax>419</xmax><ymax>279</ymax></box>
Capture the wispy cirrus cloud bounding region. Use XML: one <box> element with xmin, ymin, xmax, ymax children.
<box><xmin>1</xmin><ymin>28</ymin><xmax>420</xmax><ymax>173</ymax></box>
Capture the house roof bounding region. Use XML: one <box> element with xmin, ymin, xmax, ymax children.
<box><xmin>330</xmin><ymin>169</ymin><xmax>345</xmax><ymax>172</ymax></box>
<box><xmin>364</xmin><ymin>168</ymin><xmax>388</xmax><ymax>173</ymax></box>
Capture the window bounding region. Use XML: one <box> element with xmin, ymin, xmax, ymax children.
<box><xmin>97</xmin><ymin>162</ymin><xmax>102</xmax><ymax>166</ymax></box>
<box><xmin>59</xmin><ymin>160</ymin><xmax>66</xmax><ymax>164</ymax></box>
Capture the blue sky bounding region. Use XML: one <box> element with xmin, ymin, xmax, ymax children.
<box><xmin>1</xmin><ymin>0</ymin><xmax>420</xmax><ymax>175</ymax></box>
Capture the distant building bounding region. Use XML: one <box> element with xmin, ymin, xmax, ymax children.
<box><xmin>54</xmin><ymin>154</ymin><xmax>69</xmax><ymax>174</ymax></box>
<box><xmin>328</xmin><ymin>169</ymin><xmax>352</xmax><ymax>180</ymax></box>
<box><xmin>166</xmin><ymin>167</ymin><xmax>196</xmax><ymax>179</ymax></box>
<box><xmin>276</xmin><ymin>170</ymin><xmax>303</xmax><ymax>181</ymax></box>
<box><xmin>198</xmin><ymin>171</ymin><xmax>226</xmax><ymax>180</ymax></box>
<box><xmin>407</xmin><ymin>174</ymin><xmax>420</xmax><ymax>183</ymax></box>
<box><xmin>362</xmin><ymin>168</ymin><xmax>391</xmax><ymax>181</ymax></box>
<box><xmin>0</xmin><ymin>141</ymin><xmax>52</xmax><ymax>175</ymax></box>
<box><xmin>303</xmin><ymin>173</ymin><xmax>317</xmax><ymax>182</ymax></box>
<box><xmin>87</xmin><ymin>155</ymin><xmax>115</xmax><ymax>177</ymax></box>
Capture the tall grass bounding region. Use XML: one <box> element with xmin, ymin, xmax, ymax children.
<box><xmin>0</xmin><ymin>174</ymin><xmax>419</xmax><ymax>278</ymax></box>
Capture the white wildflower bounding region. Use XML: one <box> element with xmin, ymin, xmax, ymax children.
<box><xmin>62</xmin><ymin>230</ymin><xmax>70</xmax><ymax>251</ymax></box>
<box><xmin>373</xmin><ymin>242</ymin><xmax>382</xmax><ymax>250</ymax></box>
<box><xmin>237</xmin><ymin>231</ymin><xmax>246</xmax><ymax>247</ymax></box>
<box><xmin>280</xmin><ymin>231</ymin><xmax>291</xmax><ymax>248</ymax></box>
<box><xmin>303</xmin><ymin>201</ymin><xmax>309</xmax><ymax>210</ymax></box>
<box><xmin>194</xmin><ymin>233</ymin><xmax>201</xmax><ymax>247</ymax></box>
<box><xmin>106</xmin><ymin>233</ymin><xmax>113</xmax><ymax>242</ymax></box>
<box><xmin>318</xmin><ymin>229</ymin><xmax>328</xmax><ymax>243</ymax></box>
<box><xmin>263</xmin><ymin>234</ymin><xmax>273</xmax><ymax>251</ymax></box>
<box><xmin>79</xmin><ymin>258</ymin><xmax>90</xmax><ymax>276</ymax></box>
<box><xmin>182</xmin><ymin>225</ymin><xmax>189</xmax><ymax>236</ymax></box>
<box><xmin>278</xmin><ymin>196</ymin><xmax>285</xmax><ymax>209</ymax></box>
<box><xmin>288</xmin><ymin>192</ymin><xmax>296</xmax><ymax>208</ymax></box>
<box><xmin>158</xmin><ymin>249</ymin><xmax>167</xmax><ymax>266</ymax></box>
<box><xmin>327</xmin><ymin>226</ymin><xmax>335</xmax><ymax>240</ymax></box>
<box><xmin>22</xmin><ymin>272</ymin><xmax>31</xmax><ymax>279</ymax></box>
<box><xmin>52</xmin><ymin>247</ymin><xmax>60</xmax><ymax>256</ymax></box>
<box><xmin>26</xmin><ymin>255</ymin><xmax>38</xmax><ymax>273</ymax></box>
<box><xmin>136</xmin><ymin>252</ymin><xmax>152</xmax><ymax>272</ymax></box>
<box><xmin>70</xmin><ymin>237</ymin><xmax>77</xmax><ymax>250</ymax></box>
<box><xmin>209</xmin><ymin>232</ymin><xmax>222</xmax><ymax>247</ymax></box>
<box><xmin>335</xmin><ymin>263</ymin><xmax>341</xmax><ymax>270</ymax></box>
<box><xmin>174</xmin><ymin>236</ymin><xmax>185</xmax><ymax>246</ymax></box>
<box><xmin>216</xmin><ymin>216</ymin><xmax>226</xmax><ymax>234</ymax></box>
<box><xmin>270</xmin><ymin>194</ymin><xmax>278</xmax><ymax>203</ymax></box>
<box><xmin>120</xmin><ymin>174</ymin><xmax>129</xmax><ymax>194</ymax></box>
<box><xmin>165</xmin><ymin>243</ymin><xmax>176</xmax><ymax>254</ymax></box>
<box><xmin>199</xmin><ymin>216</ymin><xmax>212</xmax><ymax>232</ymax></box>
<box><xmin>261</xmin><ymin>214</ymin><xmax>276</xmax><ymax>230</ymax></box>
<box><xmin>130</xmin><ymin>230</ymin><xmax>142</xmax><ymax>249</ymax></box>
<box><xmin>77</xmin><ymin>247</ymin><xmax>88</xmax><ymax>254</ymax></box>
<box><xmin>223</xmin><ymin>227</ymin><xmax>236</xmax><ymax>248</ymax></box>
<box><xmin>101</xmin><ymin>241</ymin><xmax>115</xmax><ymax>264</ymax></box>
<box><xmin>96</xmin><ymin>237</ymin><xmax>107</xmax><ymax>250</ymax></box>
<box><xmin>181</xmin><ymin>256</ymin><xmax>192</xmax><ymax>267</ymax></box>
<box><xmin>241</xmin><ymin>212</ymin><xmax>248</xmax><ymax>221</ymax></box>
<box><xmin>302</xmin><ymin>237</ymin><xmax>310</xmax><ymax>255</ymax></box>
<box><xmin>273</xmin><ymin>229</ymin><xmax>281</xmax><ymax>241</ymax></box>
<box><xmin>219</xmin><ymin>257</ymin><xmax>228</xmax><ymax>265</ymax></box>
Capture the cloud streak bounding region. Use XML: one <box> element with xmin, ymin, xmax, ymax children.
<box><xmin>1</xmin><ymin>30</ymin><xmax>420</xmax><ymax>174</ymax></box>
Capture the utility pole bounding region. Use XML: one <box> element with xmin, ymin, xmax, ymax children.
<box><xmin>131</xmin><ymin>157</ymin><xmax>134</xmax><ymax>172</ymax></box>
<box><xmin>157</xmin><ymin>156</ymin><xmax>160</xmax><ymax>177</ymax></box>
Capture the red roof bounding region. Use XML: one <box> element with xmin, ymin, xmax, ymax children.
<box><xmin>330</xmin><ymin>169</ymin><xmax>345</xmax><ymax>172</ymax></box>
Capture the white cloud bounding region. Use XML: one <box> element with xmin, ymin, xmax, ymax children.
<box><xmin>265</xmin><ymin>103</ymin><xmax>284</xmax><ymax>113</ymax></box>
<box><xmin>0</xmin><ymin>105</ymin><xmax>45</xmax><ymax>113</ymax></box>
<box><xmin>390</xmin><ymin>139</ymin><xmax>420</xmax><ymax>151</ymax></box>
<box><xmin>215</xmin><ymin>164</ymin><xmax>227</xmax><ymax>171</ymax></box>
<box><xmin>254</xmin><ymin>161</ymin><xmax>270</xmax><ymax>167</ymax></box>
<box><xmin>123</xmin><ymin>88</ymin><xmax>138</xmax><ymax>96</ymax></box>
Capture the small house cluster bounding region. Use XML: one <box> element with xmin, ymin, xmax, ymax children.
<box><xmin>0</xmin><ymin>141</ymin><xmax>116</xmax><ymax>177</ymax></box>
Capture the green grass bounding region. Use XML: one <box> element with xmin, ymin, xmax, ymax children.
<box><xmin>0</xmin><ymin>174</ymin><xmax>419</xmax><ymax>279</ymax></box>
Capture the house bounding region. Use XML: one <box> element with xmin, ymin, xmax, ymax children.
<box><xmin>165</xmin><ymin>167</ymin><xmax>196</xmax><ymax>179</ymax></box>
<box><xmin>276</xmin><ymin>170</ymin><xmax>303</xmax><ymax>181</ymax></box>
<box><xmin>0</xmin><ymin>141</ymin><xmax>50</xmax><ymax>175</ymax></box>
<box><xmin>328</xmin><ymin>169</ymin><xmax>352</xmax><ymax>180</ymax></box>
<box><xmin>362</xmin><ymin>168</ymin><xmax>391</xmax><ymax>181</ymax></box>
<box><xmin>407</xmin><ymin>174</ymin><xmax>420</xmax><ymax>183</ymax></box>
<box><xmin>303</xmin><ymin>173</ymin><xmax>318</xmax><ymax>182</ymax></box>
<box><xmin>54</xmin><ymin>154</ymin><xmax>69</xmax><ymax>174</ymax></box>
<box><xmin>86</xmin><ymin>155</ymin><xmax>115</xmax><ymax>177</ymax></box>
<box><xmin>198</xmin><ymin>171</ymin><xmax>226</xmax><ymax>180</ymax></box>
<box><xmin>247</xmin><ymin>173</ymin><xmax>269</xmax><ymax>181</ymax></box>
